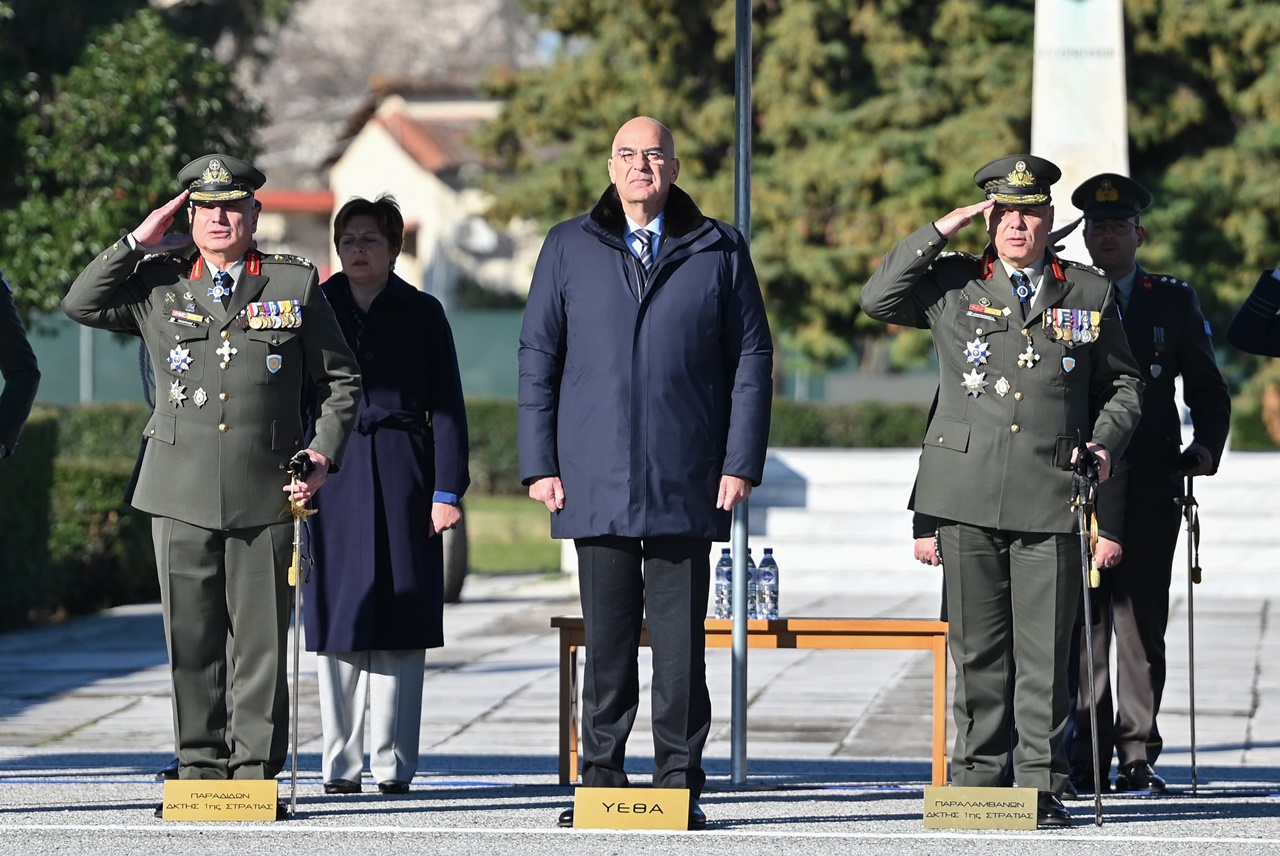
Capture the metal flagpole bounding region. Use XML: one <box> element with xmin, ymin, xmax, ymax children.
<box><xmin>729</xmin><ymin>0</ymin><xmax>753</xmax><ymax>787</ymax></box>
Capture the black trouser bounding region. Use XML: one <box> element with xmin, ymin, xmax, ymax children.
<box><xmin>575</xmin><ymin>535</ymin><xmax>712</xmax><ymax>798</ymax></box>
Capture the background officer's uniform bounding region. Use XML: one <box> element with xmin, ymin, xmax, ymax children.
<box><xmin>62</xmin><ymin>155</ymin><xmax>361</xmax><ymax>779</ymax></box>
<box><xmin>0</xmin><ymin>270</ymin><xmax>40</xmax><ymax>458</ymax></box>
<box><xmin>1069</xmin><ymin>175</ymin><xmax>1230</xmax><ymax>790</ymax></box>
<box><xmin>861</xmin><ymin>156</ymin><xmax>1144</xmax><ymax>800</ymax></box>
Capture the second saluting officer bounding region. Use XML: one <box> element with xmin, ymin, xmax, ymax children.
<box><xmin>62</xmin><ymin>154</ymin><xmax>361</xmax><ymax>813</ymax></box>
<box><xmin>861</xmin><ymin>155</ymin><xmax>1144</xmax><ymax>828</ymax></box>
<box><xmin>1066</xmin><ymin>174</ymin><xmax>1230</xmax><ymax>795</ymax></box>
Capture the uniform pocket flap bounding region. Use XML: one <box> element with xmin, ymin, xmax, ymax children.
<box><xmin>1053</xmin><ymin>434</ymin><xmax>1076</xmax><ymax>470</ymax></box>
<box><xmin>246</xmin><ymin>329</ymin><xmax>298</xmax><ymax>347</ymax></box>
<box><xmin>923</xmin><ymin>417</ymin><xmax>971</xmax><ymax>452</ymax></box>
<box><xmin>143</xmin><ymin>411</ymin><xmax>176</xmax><ymax>445</ymax></box>
<box><xmin>169</xmin><ymin>324</ymin><xmax>210</xmax><ymax>344</ymax></box>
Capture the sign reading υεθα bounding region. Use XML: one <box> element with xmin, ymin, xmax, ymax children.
<box><xmin>923</xmin><ymin>785</ymin><xmax>1037</xmax><ymax>830</ymax></box>
<box><xmin>572</xmin><ymin>787</ymin><xmax>690</xmax><ymax>830</ymax></box>
<box><xmin>161</xmin><ymin>779</ymin><xmax>279</xmax><ymax>821</ymax></box>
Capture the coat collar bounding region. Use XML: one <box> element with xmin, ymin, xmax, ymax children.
<box><xmin>324</xmin><ymin>271</ymin><xmax>417</xmax><ymax>314</ymax></box>
<box><xmin>587</xmin><ymin>184</ymin><xmax>706</xmax><ymax>240</ymax></box>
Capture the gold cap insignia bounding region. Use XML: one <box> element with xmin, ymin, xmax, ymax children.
<box><xmin>1095</xmin><ymin>179</ymin><xmax>1120</xmax><ymax>202</ymax></box>
<box><xmin>198</xmin><ymin>159</ymin><xmax>233</xmax><ymax>187</ymax></box>
<box><xmin>1005</xmin><ymin>161</ymin><xmax>1037</xmax><ymax>188</ymax></box>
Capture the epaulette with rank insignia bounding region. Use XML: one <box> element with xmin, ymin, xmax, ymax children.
<box><xmin>931</xmin><ymin>250</ymin><xmax>981</xmax><ymax>272</ymax></box>
<box><xmin>1148</xmin><ymin>274</ymin><xmax>1191</xmax><ymax>290</ymax></box>
<box><xmin>139</xmin><ymin>252</ymin><xmax>182</xmax><ymax>265</ymax></box>
<box><xmin>1060</xmin><ymin>258</ymin><xmax>1106</xmax><ymax>277</ymax></box>
<box><xmin>265</xmin><ymin>253</ymin><xmax>315</xmax><ymax>269</ymax></box>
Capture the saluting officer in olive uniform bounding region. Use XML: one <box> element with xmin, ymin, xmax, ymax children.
<box><xmin>861</xmin><ymin>155</ymin><xmax>1144</xmax><ymax>828</ymax></box>
<box><xmin>1067</xmin><ymin>175</ymin><xmax>1230</xmax><ymax>795</ymax></box>
<box><xmin>62</xmin><ymin>154</ymin><xmax>361</xmax><ymax>793</ymax></box>
<box><xmin>0</xmin><ymin>270</ymin><xmax>40</xmax><ymax>460</ymax></box>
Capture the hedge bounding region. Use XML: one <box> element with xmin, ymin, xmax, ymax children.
<box><xmin>1</xmin><ymin>397</ymin><xmax>929</xmax><ymax>629</ymax></box>
<box><xmin>0</xmin><ymin>405</ymin><xmax>155</xmax><ymax>630</ymax></box>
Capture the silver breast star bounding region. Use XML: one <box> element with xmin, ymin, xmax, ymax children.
<box><xmin>961</xmin><ymin>369</ymin><xmax>989</xmax><ymax>397</ymax></box>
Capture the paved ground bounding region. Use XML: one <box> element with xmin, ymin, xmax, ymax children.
<box><xmin>0</xmin><ymin>566</ymin><xmax>1277</xmax><ymax>855</ymax></box>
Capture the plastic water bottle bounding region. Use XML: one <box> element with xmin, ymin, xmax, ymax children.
<box><xmin>746</xmin><ymin>548</ymin><xmax>759</xmax><ymax>619</ymax></box>
<box><xmin>713</xmin><ymin>548</ymin><xmax>732</xmax><ymax>618</ymax></box>
<box><xmin>757</xmin><ymin>548</ymin><xmax>779</xmax><ymax>620</ymax></box>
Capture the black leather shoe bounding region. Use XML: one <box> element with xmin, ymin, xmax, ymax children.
<box><xmin>1037</xmin><ymin>792</ymin><xmax>1072</xmax><ymax>828</ymax></box>
<box><xmin>688</xmin><ymin>800</ymin><xmax>707</xmax><ymax>830</ymax></box>
<box><xmin>557</xmin><ymin>807</ymin><xmax>574</xmax><ymax>828</ymax></box>
<box><xmin>377</xmin><ymin>780</ymin><xmax>410</xmax><ymax>795</ymax></box>
<box><xmin>324</xmin><ymin>778</ymin><xmax>362</xmax><ymax>795</ymax></box>
<box><xmin>1115</xmin><ymin>760</ymin><xmax>1167</xmax><ymax>794</ymax></box>
<box><xmin>155</xmin><ymin>757</ymin><xmax>180</xmax><ymax>781</ymax></box>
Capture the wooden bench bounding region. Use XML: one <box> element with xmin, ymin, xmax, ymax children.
<box><xmin>550</xmin><ymin>615</ymin><xmax>949</xmax><ymax>787</ymax></box>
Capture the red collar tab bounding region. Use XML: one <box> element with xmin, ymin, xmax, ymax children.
<box><xmin>188</xmin><ymin>256</ymin><xmax>204</xmax><ymax>280</ymax></box>
<box><xmin>1142</xmin><ymin>275</ymin><xmax>1155</xmax><ymax>292</ymax></box>
<box><xmin>1049</xmin><ymin>255</ymin><xmax>1066</xmax><ymax>281</ymax></box>
<box><xmin>246</xmin><ymin>250</ymin><xmax>262</xmax><ymax>276</ymax></box>
<box><xmin>981</xmin><ymin>251</ymin><xmax>995</xmax><ymax>279</ymax></box>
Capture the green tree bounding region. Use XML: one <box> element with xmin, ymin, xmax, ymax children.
<box><xmin>481</xmin><ymin>0</ymin><xmax>1280</xmax><ymax>385</ymax></box>
<box><xmin>478</xmin><ymin>0</ymin><xmax>1036</xmax><ymax>366</ymax></box>
<box><xmin>0</xmin><ymin>8</ymin><xmax>266</xmax><ymax>313</ymax></box>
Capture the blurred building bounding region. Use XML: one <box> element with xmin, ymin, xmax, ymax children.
<box><xmin>255</xmin><ymin>83</ymin><xmax>541</xmax><ymax>313</ymax></box>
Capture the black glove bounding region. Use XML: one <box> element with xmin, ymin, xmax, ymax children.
<box><xmin>281</xmin><ymin>450</ymin><xmax>316</xmax><ymax>480</ymax></box>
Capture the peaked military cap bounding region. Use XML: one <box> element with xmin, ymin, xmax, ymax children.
<box><xmin>973</xmin><ymin>155</ymin><xmax>1061</xmax><ymax>205</ymax></box>
<box><xmin>177</xmin><ymin>154</ymin><xmax>265</xmax><ymax>203</ymax></box>
<box><xmin>1071</xmin><ymin>173</ymin><xmax>1152</xmax><ymax>220</ymax></box>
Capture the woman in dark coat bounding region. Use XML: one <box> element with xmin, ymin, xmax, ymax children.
<box><xmin>303</xmin><ymin>195</ymin><xmax>469</xmax><ymax>795</ymax></box>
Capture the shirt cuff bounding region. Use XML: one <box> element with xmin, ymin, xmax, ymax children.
<box><xmin>433</xmin><ymin>491</ymin><xmax>461</xmax><ymax>505</ymax></box>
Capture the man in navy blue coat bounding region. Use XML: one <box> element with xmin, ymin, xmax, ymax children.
<box><xmin>519</xmin><ymin>116</ymin><xmax>773</xmax><ymax>830</ymax></box>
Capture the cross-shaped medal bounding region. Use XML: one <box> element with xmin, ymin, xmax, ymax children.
<box><xmin>216</xmin><ymin>339</ymin><xmax>238</xmax><ymax>366</ymax></box>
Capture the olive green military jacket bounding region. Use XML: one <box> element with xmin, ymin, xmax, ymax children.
<box><xmin>63</xmin><ymin>241</ymin><xmax>362</xmax><ymax>530</ymax></box>
<box><xmin>862</xmin><ymin>224</ymin><xmax>1144</xmax><ymax>534</ymax></box>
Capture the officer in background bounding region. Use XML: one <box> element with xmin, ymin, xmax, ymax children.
<box><xmin>1066</xmin><ymin>174</ymin><xmax>1230</xmax><ymax>795</ymax></box>
<box><xmin>0</xmin><ymin>269</ymin><xmax>40</xmax><ymax>459</ymax></box>
<box><xmin>861</xmin><ymin>155</ymin><xmax>1143</xmax><ymax>828</ymax></box>
<box><xmin>62</xmin><ymin>154</ymin><xmax>361</xmax><ymax>813</ymax></box>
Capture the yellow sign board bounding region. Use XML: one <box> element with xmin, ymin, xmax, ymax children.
<box><xmin>572</xmin><ymin>787</ymin><xmax>690</xmax><ymax>830</ymax></box>
<box><xmin>161</xmin><ymin>779</ymin><xmax>279</xmax><ymax>822</ymax></box>
<box><xmin>923</xmin><ymin>785</ymin><xmax>1037</xmax><ymax>830</ymax></box>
